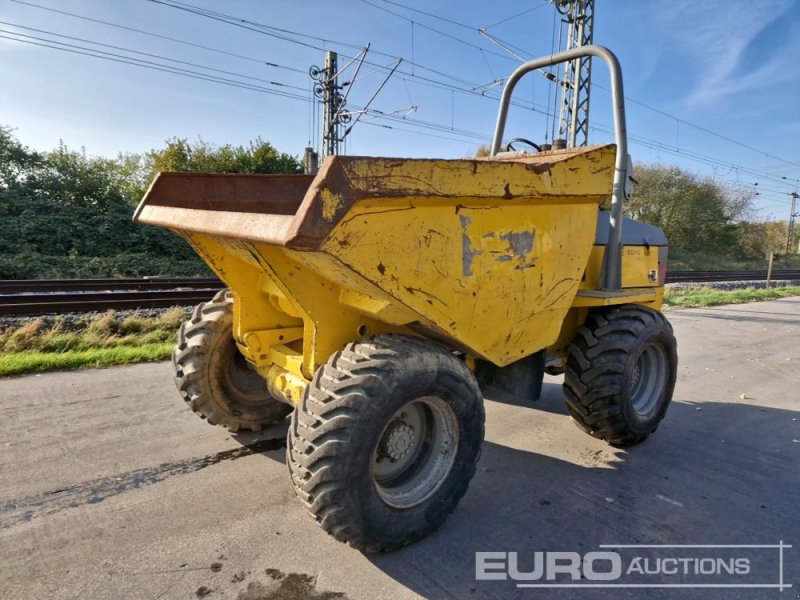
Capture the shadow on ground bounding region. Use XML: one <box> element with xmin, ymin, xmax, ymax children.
<box><xmin>220</xmin><ymin>379</ymin><xmax>799</xmax><ymax>598</ymax></box>
<box><xmin>362</xmin><ymin>387</ymin><xmax>799</xmax><ymax>599</ymax></box>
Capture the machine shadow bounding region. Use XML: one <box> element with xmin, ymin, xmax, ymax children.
<box><xmin>363</xmin><ymin>399</ymin><xmax>800</xmax><ymax>599</ymax></box>
<box><xmin>483</xmin><ymin>377</ymin><xmax>569</xmax><ymax>416</ymax></box>
<box><xmin>230</xmin><ymin>422</ymin><xmax>289</xmax><ymax>463</ymax></box>
<box><xmin>228</xmin><ymin>378</ymin><xmax>569</xmax><ymax>461</ymax></box>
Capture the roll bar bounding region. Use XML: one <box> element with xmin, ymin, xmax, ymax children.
<box><xmin>491</xmin><ymin>45</ymin><xmax>628</xmax><ymax>291</ymax></box>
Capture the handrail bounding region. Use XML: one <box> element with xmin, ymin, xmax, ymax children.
<box><xmin>491</xmin><ymin>45</ymin><xmax>628</xmax><ymax>291</ymax></box>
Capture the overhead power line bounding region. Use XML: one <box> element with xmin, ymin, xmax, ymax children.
<box><xmin>482</xmin><ymin>3</ymin><xmax>551</xmax><ymax>30</ymax></box>
<box><xmin>9</xmin><ymin>18</ymin><xmax>785</xmax><ymax>199</ymax></box>
<box><xmin>0</xmin><ymin>21</ymin><xmax>527</xmax><ymax>148</ymax></box>
<box><xmin>360</xmin><ymin>120</ymin><xmax>487</xmax><ymax>146</ymax></box>
<box><xmin>5</xmin><ymin>30</ymin><xmax>792</xmax><ymax>211</ymax></box>
<box><xmin>10</xmin><ymin>0</ymin><xmax>797</xmax><ymax>201</ymax></box>
<box><xmin>0</xmin><ymin>32</ymin><xmax>310</xmax><ymax>102</ymax></box>
<box><xmin>0</xmin><ymin>20</ymin><xmax>307</xmax><ymax>91</ymax></box>
<box><xmin>369</xmin><ymin>0</ymin><xmax>475</xmax><ymax>30</ymax></box>
<box><xmin>0</xmin><ymin>28</ymin><xmax>494</xmax><ymax>147</ymax></box>
<box><xmin>9</xmin><ymin>0</ymin><xmax>305</xmax><ymax>74</ymax></box>
<box><xmin>147</xmin><ymin>0</ymin><xmax>493</xmax><ymax>91</ymax></box>
<box><xmin>481</xmin><ymin>26</ymin><xmax>800</xmax><ymax>173</ymax></box>
<box><xmin>589</xmin><ymin>83</ymin><xmax>800</xmax><ymax>173</ymax></box>
<box><xmin>358</xmin><ymin>0</ymin><xmax>800</xmax><ymax>177</ymax></box>
<box><xmin>145</xmin><ymin>0</ymin><xmax>558</xmax><ymax>120</ymax></box>
<box><xmin>360</xmin><ymin>0</ymin><xmax>517</xmax><ymax>64</ymax></box>
<box><xmin>369</xmin><ymin>0</ymin><xmax>551</xmax><ymax>33</ymax></box>
<box><xmin>146</xmin><ymin>0</ymin><xmax>353</xmax><ymax>52</ymax></box>
<box><xmin>590</xmin><ymin>124</ymin><xmax>798</xmax><ymax>204</ymax></box>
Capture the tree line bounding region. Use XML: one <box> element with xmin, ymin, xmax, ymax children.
<box><xmin>0</xmin><ymin>126</ymin><xmax>302</xmax><ymax>279</ymax></box>
<box><xmin>628</xmin><ymin>165</ymin><xmax>791</xmax><ymax>267</ymax></box>
<box><xmin>0</xmin><ymin>126</ymin><xmax>793</xmax><ymax>279</ymax></box>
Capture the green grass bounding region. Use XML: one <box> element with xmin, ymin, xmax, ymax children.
<box><xmin>0</xmin><ymin>308</ymin><xmax>185</xmax><ymax>377</ymax></box>
<box><xmin>663</xmin><ymin>286</ymin><xmax>800</xmax><ymax>310</ymax></box>
<box><xmin>2</xmin><ymin>286</ymin><xmax>799</xmax><ymax>377</ymax></box>
<box><xmin>0</xmin><ymin>342</ymin><xmax>174</xmax><ymax>377</ymax></box>
<box><xmin>0</xmin><ymin>308</ymin><xmax>185</xmax><ymax>353</ymax></box>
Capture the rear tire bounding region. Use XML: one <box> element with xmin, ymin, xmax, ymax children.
<box><xmin>287</xmin><ymin>334</ymin><xmax>484</xmax><ymax>552</ymax></box>
<box><xmin>564</xmin><ymin>305</ymin><xmax>677</xmax><ymax>446</ymax></box>
<box><xmin>173</xmin><ymin>290</ymin><xmax>292</xmax><ymax>432</ymax></box>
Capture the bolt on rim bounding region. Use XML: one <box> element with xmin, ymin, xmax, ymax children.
<box><xmin>372</xmin><ymin>396</ymin><xmax>459</xmax><ymax>509</ymax></box>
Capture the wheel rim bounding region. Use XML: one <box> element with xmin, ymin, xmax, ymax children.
<box><xmin>221</xmin><ymin>340</ymin><xmax>270</xmax><ymax>404</ymax></box>
<box><xmin>372</xmin><ymin>396</ymin><xmax>459</xmax><ymax>509</ymax></box>
<box><xmin>629</xmin><ymin>343</ymin><xmax>668</xmax><ymax>415</ymax></box>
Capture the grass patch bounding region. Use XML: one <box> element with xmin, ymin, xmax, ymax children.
<box><xmin>663</xmin><ymin>286</ymin><xmax>800</xmax><ymax>310</ymax></box>
<box><xmin>0</xmin><ymin>308</ymin><xmax>186</xmax><ymax>377</ymax></box>
<box><xmin>3</xmin><ymin>287</ymin><xmax>799</xmax><ymax>377</ymax></box>
<box><xmin>0</xmin><ymin>342</ymin><xmax>174</xmax><ymax>377</ymax></box>
<box><xmin>0</xmin><ymin>308</ymin><xmax>185</xmax><ymax>353</ymax></box>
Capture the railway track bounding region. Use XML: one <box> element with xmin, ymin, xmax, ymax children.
<box><xmin>666</xmin><ymin>269</ymin><xmax>800</xmax><ymax>283</ymax></box>
<box><xmin>1</xmin><ymin>271</ymin><xmax>799</xmax><ymax>316</ymax></box>
<box><xmin>0</xmin><ymin>278</ymin><xmax>223</xmax><ymax>316</ymax></box>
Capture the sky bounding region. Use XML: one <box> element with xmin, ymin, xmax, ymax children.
<box><xmin>0</xmin><ymin>0</ymin><xmax>798</xmax><ymax>219</ymax></box>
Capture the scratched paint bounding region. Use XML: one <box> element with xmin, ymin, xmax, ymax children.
<box><xmin>459</xmin><ymin>214</ymin><xmax>482</xmax><ymax>276</ymax></box>
<box><xmin>460</xmin><ymin>215</ymin><xmax>538</xmax><ymax>275</ymax></box>
<box><xmin>499</xmin><ymin>230</ymin><xmax>537</xmax><ymax>270</ymax></box>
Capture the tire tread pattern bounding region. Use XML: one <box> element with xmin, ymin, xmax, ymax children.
<box><xmin>172</xmin><ymin>290</ymin><xmax>291</xmax><ymax>432</ymax></box>
<box><xmin>287</xmin><ymin>334</ymin><xmax>484</xmax><ymax>552</ymax></box>
<box><xmin>563</xmin><ymin>305</ymin><xmax>676</xmax><ymax>446</ymax></box>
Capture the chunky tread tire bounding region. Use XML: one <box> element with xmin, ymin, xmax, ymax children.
<box><xmin>173</xmin><ymin>290</ymin><xmax>292</xmax><ymax>432</ymax></box>
<box><xmin>563</xmin><ymin>305</ymin><xmax>677</xmax><ymax>446</ymax></box>
<box><xmin>287</xmin><ymin>334</ymin><xmax>485</xmax><ymax>553</ymax></box>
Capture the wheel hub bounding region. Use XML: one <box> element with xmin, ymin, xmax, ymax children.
<box><xmin>372</xmin><ymin>396</ymin><xmax>460</xmax><ymax>509</ymax></box>
<box><xmin>380</xmin><ymin>421</ymin><xmax>416</xmax><ymax>462</ymax></box>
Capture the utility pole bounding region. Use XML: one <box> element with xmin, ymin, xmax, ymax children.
<box><xmin>309</xmin><ymin>46</ymin><xmax>397</xmax><ymax>163</ymax></box>
<box><xmin>787</xmin><ymin>191</ymin><xmax>799</xmax><ymax>255</ymax></box>
<box><xmin>550</xmin><ymin>0</ymin><xmax>595</xmax><ymax>148</ymax></box>
<box><xmin>322</xmin><ymin>52</ymin><xmax>342</xmax><ymax>157</ymax></box>
<box><xmin>310</xmin><ymin>51</ymin><xmax>347</xmax><ymax>158</ymax></box>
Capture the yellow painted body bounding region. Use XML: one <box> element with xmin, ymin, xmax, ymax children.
<box><xmin>134</xmin><ymin>144</ymin><xmax>665</xmax><ymax>405</ymax></box>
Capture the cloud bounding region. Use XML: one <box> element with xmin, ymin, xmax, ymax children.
<box><xmin>648</xmin><ymin>0</ymin><xmax>796</xmax><ymax>106</ymax></box>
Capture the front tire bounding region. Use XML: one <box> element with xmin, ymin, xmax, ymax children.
<box><xmin>564</xmin><ymin>305</ymin><xmax>677</xmax><ymax>446</ymax></box>
<box><xmin>172</xmin><ymin>290</ymin><xmax>292</xmax><ymax>432</ymax></box>
<box><xmin>287</xmin><ymin>334</ymin><xmax>484</xmax><ymax>552</ymax></box>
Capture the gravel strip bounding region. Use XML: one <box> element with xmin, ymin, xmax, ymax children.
<box><xmin>666</xmin><ymin>278</ymin><xmax>800</xmax><ymax>292</ymax></box>
<box><xmin>0</xmin><ymin>307</ymin><xmax>193</xmax><ymax>332</ymax></box>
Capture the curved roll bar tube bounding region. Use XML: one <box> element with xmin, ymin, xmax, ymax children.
<box><xmin>491</xmin><ymin>45</ymin><xmax>628</xmax><ymax>291</ymax></box>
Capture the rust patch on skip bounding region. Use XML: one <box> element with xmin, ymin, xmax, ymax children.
<box><xmin>525</xmin><ymin>162</ymin><xmax>552</xmax><ymax>175</ymax></box>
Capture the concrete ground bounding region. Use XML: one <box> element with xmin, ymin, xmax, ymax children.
<box><xmin>1</xmin><ymin>298</ymin><xmax>798</xmax><ymax>599</ymax></box>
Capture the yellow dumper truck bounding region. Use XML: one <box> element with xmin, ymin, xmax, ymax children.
<box><xmin>135</xmin><ymin>46</ymin><xmax>677</xmax><ymax>552</ymax></box>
